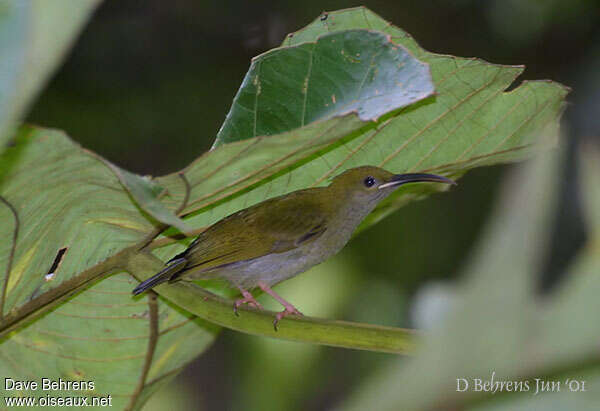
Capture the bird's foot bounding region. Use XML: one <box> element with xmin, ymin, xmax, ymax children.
<box><xmin>233</xmin><ymin>289</ymin><xmax>263</xmax><ymax>316</ymax></box>
<box><xmin>257</xmin><ymin>281</ymin><xmax>303</xmax><ymax>331</ymax></box>
<box><xmin>273</xmin><ymin>305</ymin><xmax>303</xmax><ymax>331</ymax></box>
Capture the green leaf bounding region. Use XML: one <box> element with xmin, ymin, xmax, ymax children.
<box><xmin>0</xmin><ymin>127</ymin><xmax>217</xmax><ymax>410</ymax></box>
<box><xmin>156</xmin><ymin>6</ymin><xmax>567</xmax><ymax>245</ymax></box>
<box><xmin>0</xmin><ymin>127</ymin><xmax>152</xmax><ymax>315</ymax></box>
<box><xmin>213</xmin><ymin>29</ymin><xmax>435</xmax><ymax>147</ymax></box>
<box><xmin>336</xmin><ymin>147</ymin><xmax>600</xmax><ymax>410</ymax></box>
<box><xmin>0</xmin><ymin>273</ymin><xmax>217</xmax><ymax>410</ymax></box>
<box><xmin>0</xmin><ymin>0</ymin><xmax>101</xmax><ymax>151</ymax></box>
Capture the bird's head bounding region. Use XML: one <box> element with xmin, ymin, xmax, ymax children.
<box><xmin>329</xmin><ymin>166</ymin><xmax>456</xmax><ymax>205</ymax></box>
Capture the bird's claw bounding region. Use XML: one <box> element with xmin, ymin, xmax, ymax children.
<box><xmin>233</xmin><ymin>295</ymin><xmax>263</xmax><ymax>316</ymax></box>
<box><xmin>273</xmin><ymin>307</ymin><xmax>303</xmax><ymax>331</ymax></box>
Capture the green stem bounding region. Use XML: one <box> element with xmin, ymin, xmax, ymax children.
<box><xmin>126</xmin><ymin>252</ymin><xmax>417</xmax><ymax>355</ymax></box>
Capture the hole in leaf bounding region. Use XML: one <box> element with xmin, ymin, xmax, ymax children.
<box><xmin>504</xmin><ymin>76</ymin><xmax>523</xmax><ymax>93</ymax></box>
<box><xmin>45</xmin><ymin>247</ymin><xmax>67</xmax><ymax>281</ymax></box>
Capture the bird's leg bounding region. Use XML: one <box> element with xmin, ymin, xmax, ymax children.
<box><xmin>233</xmin><ymin>287</ymin><xmax>263</xmax><ymax>316</ymax></box>
<box><xmin>257</xmin><ymin>281</ymin><xmax>303</xmax><ymax>330</ymax></box>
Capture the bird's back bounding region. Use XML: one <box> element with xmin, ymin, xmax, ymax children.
<box><xmin>172</xmin><ymin>187</ymin><xmax>335</xmax><ymax>287</ymax></box>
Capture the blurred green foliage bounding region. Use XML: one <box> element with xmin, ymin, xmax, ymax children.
<box><xmin>0</xmin><ymin>0</ymin><xmax>99</xmax><ymax>149</ymax></box>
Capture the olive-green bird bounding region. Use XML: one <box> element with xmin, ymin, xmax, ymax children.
<box><xmin>133</xmin><ymin>166</ymin><xmax>455</xmax><ymax>329</ymax></box>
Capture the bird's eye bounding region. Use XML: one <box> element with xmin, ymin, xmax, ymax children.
<box><xmin>363</xmin><ymin>176</ymin><xmax>376</xmax><ymax>188</ymax></box>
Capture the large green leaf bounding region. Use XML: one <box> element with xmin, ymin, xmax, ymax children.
<box><xmin>0</xmin><ymin>128</ymin><xmax>216</xmax><ymax>410</ymax></box>
<box><xmin>214</xmin><ymin>29</ymin><xmax>434</xmax><ymax>146</ymax></box>
<box><xmin>0</xmin><ymin>272</ymin><xmax>217</xmax><ymax>410</ymax></box>
<box><xmin>0</xmin><ymin>127</ymin><xmax>152</xmax><ymax>315</ymax></box>
<box><xmin>336</xmin><ymin>146</ymin><xmax>600</xmax><ymax>410</ymax></box>
<box><xmin>0</xmin><ymin>0</ymin><xmax>101</xmax><ymax>151</ymax></box>
<box><xmin>154</xmin><ymin>7</ymin><xmax>567</xmax><ymax>252</ymax></box>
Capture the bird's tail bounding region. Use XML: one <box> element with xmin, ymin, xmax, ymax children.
<box><xmin>132</xmin><ymin>258</ymin><xmax>188</xmax><ymax>295</ymax></box>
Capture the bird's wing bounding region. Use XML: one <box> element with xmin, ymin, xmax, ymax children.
<box><xmin>180</xmin><ymin>190</ymin><xmax>328</xmax><ymax>273</ymax></box>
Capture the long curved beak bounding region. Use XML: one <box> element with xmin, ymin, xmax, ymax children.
<box><xmin>378</xmin><ymin>173</ymin><xmax>456</xmax><ymax>189</ymax></box>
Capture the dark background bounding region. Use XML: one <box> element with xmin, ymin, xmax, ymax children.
<box><xmin>27</xmin><ymin>1</ymin><xmax>600</xmax><ymax>410</ymax></box>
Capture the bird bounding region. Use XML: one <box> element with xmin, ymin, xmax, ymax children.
<box><xmin>132</xmin><ymin>166</ymin><xmax>455</xmax><ymax>329</ymax></box>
